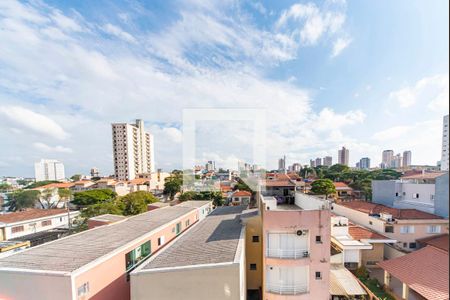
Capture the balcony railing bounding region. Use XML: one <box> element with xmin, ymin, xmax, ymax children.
<box><xmin>266</xmin><ymin>248</ymin><xmax>309</xmax><ymax>259</ymax></box>
<box><xmin>266</xmin><ymin>284</ymin><xmax>308</xmax><ymax>295</ymax></box>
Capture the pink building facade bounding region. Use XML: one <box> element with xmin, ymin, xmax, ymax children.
<box><xmin>260</xmin><ymin>193</ymin><xmax>331</xmax><ymax>300</ymax></box>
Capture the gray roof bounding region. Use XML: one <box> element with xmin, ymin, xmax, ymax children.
<box><xmin>142</xmin><ymin>205</ymin><xmax>245</xmax><ymax>270</ymax></box>
<box><xmin>0</xmin><ymin>206</ymin><xmax>195</xmax><ymax>273</ymax></box>
<box><xmin>176</xmin><ymin>200</ymin><xmax>212</xmax><ymax>208</ymax></box>
<box><xmin>88</xmin><ymin>214</ymin><xmax>127</xmax><ymax>222</ymax></box>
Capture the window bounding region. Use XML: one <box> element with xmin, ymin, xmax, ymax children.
<box><xmin>315</xmin><ymin>272</ymin><xmax>322</xmax><ymax>280</ymax></box>
<box><xmin>427</xmin><ymin>225</ymin><xmax>441</xmax><ymax>234</ymax></box>
<box><xmin>41</xmin><ymin>220</ymin><xmax>52</xmax><ymax>227</ymax></box>
<box><xmin>158</xmin><ymin>236</ymin><xmax>165</xmax><ymax>246</ymax></box>
<box><xmin>125</xmin><ymin>241</ymin><xmax>152</xmax><ymax>271</ymax></box>
<box><xmin>400</xmin><ymin>225</ymin><xmax>415</xmax><ymax>234</ymax></box>
<box><xmin>11</xmin><ymin>226</ymin><xmax>24</xmax><ymax>233</ymax></box>
<box><xmin>403</xmin><ymin>243</ymin><xmax>408</xmax><ymax>248</ymax></box>
<box><xmin>385</xmin><ymin>226</ymin><xmax>394</xmax><ymax>233</ymax></box>
<box><xmin>409</xmin><ymin>243</ymin><xmax>417</xmax><ymax>249</ymax></box>
<box><xmin>315</xmin><ymin>236</ymin><xmax>322</xmax><ymax>243</ymax></box>
<box><xmin>185</xmin><ymin>219</ymin><xmax>190</xmax><ymax>227</ymax></box>
<box><xmin>250</xmin><ymin>264</ymin><xmax>257</xmax><ymax>271</ymax></box>
<box><xmin>252</xmin><ymin>236</ymin><xmax>260</xmax><ymax>243</ymax></box>
<box><xmin>77</xmin><ymin>282</ymin><xmax>89</xmax><ymax>298</ymax></box>
<box><xmin>369</xmin><ymin>221</ymin><xmax>373</xmax><ymax>225</ymax></box>
<box><xmin>413</xmin><ymin>193</ymin><xmax>420</xmax><ymax>199</ymax></box>
<box><xmin>395</xmin><ymin>192</ymin><xmax>399</xmax><ymax>197</ymax></box>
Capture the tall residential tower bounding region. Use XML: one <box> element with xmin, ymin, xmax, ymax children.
<box><xmin>112</xmin><ymin>119</ymin><xmax>155</xmax><ymax>181</ymax></box>
<box><xmin>338</xmin><ymin>147</ymin><xmax>349</xmax><ymax>166</ymax></box>
<box><xmin>34</xmin><ymin>159</ymin><xmax>65</xmax><ymax>181</ymax></box>
<box><xmin>441</xmin><ymin>115</ymin><xmax>449</xmax><ymax>171</ymax></box>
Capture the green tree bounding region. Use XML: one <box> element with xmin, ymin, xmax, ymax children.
<box><xmin>57</xmin><ymin>188</ymin><xmax>73</xmax><ymax>208</ymax></box>
<box><xmin>311</xmin><ymin>179</ymin><xmax>336</xmax><ymax>199</ymax></box>
<box><xmin>70</xmin><ymin>174</ymin><xmax>82</xmax><ymax>181</ymax></box>
<box><xmin>6</xmin><ymin>190</ymin><xmax>41</xmax><ymax>211</ymax></box>
<box><xmin>350</xmin><ymin>178</ymin><xmax>373</xmax><ymax>201</ymax></box>
<box><xmin>179</xmin><ymin>191</ymin><xmax>198</xmax><ymax>202</ymax></box>
<box><xmin>80</xmin><ymin>201</ymin><xmax>124</xmax><ymax>219</ymax></box>
<box><xmin>163</xmin><ymin>177</ymin><xmax>182</xmax><ymax>199</ymax></box>
<box><xmin>120</xmin><ymin>191</ymin><xmax>158</xmax><ymax>216</ymax></box>
<box><xmin>0</xmin><ymin>183</ymin><xmax>12</xmax><ymax>193</ymax></box>
<box><xmin>39</xmin><ymin>188</ymin><xmax>55</xmax><ymax>209</ymax></box>
<box><xmin>25</xmin><ymin>180</ymin><xmax>60</xmax><ymax>189</ymax></box>
<box><xmin>72</xmin><ymin>189</ymin><xmax>117</xmax><ymax>206</ymax></box>
<box><xmin>329</xmin><ymin>164</ymin><xmax>351</xmax><ymax>173</ymax></box>
<box><xmin>300</xmin><ymin>167</ymin><xmax>315</xmax><ymax>178</ymax></box>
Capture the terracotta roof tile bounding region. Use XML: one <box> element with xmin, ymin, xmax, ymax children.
<box><xmin>348</xmin><ymin>225</ymin><xmax>389</xmax><ymax>240</ymax></box>
<box><xmin>338</xmin><ymin>201</ymin><xmax>442</xmax><ymax>220</ymax></box>
<box><xmin>0</xmin><ymin>209</ymin><xmax>67</xmax><ymax>224</ymax></box>
<box><xmin>33</xmin><ymin>182</ymin><xmax>74</xmax><ymax>190</ymax></box>
<box><xmin>417</xmin><ymin>234</ymin><xmax>449</xmax><ymax>252</ymax></box>
<box><xmin>378</xmin><ymin>246</ymin><xmax>449</xmax><ymax>300</ymax></box>
<box><xmin>233</xmin><ymin>190</ymin><xmax>252</xmax><ymax>197</ymax></box>
<box><xmin>333</xmin><ymin>182</ymin><xmax>352</xmax><ymax>189</ymax></box>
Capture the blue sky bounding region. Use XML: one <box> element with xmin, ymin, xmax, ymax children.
<box><xmin>0</xmin><ymin>0</ymin><xmax>448</xmax><ymax>177</ymax></box>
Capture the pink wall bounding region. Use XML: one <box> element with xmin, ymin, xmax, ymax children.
<box><xmin>73</xmin><ymin>210</ymin><xmax>199</xmax><ymax>300</ymax></box>
<box><xmin>262</xmin><ymin>209</ymin><xmax>331</xmax><ymax>300</ymax></box>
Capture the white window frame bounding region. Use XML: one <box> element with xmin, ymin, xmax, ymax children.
<box><xmin>427</xmin><ymin>225</ymin><xmax>441</xmax><ymax>234</ymax></box>
<box><xmin>400</xmin><ymin>225</ymin><xmax>415</xmax><ymax>234</ymax></box>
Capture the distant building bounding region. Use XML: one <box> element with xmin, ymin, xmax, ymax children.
<box><xmin>402</xmin><ymin>151</ymin><xmax>412</xmax><ymax>168</ymax></box>
<box><xmin>90</xmin><ymin>167</ymin><xmax>99</xmax><ymax>177</ymax></box>
<box><xmin>323</xmin><ymin>156</ymin><xmax>333</xmax><ymax>167</ymax></box>
<box><xmin>441</xmin><ymin>115</ymin><xmax>449</xmax><ymax>171</ymax></box>
<box><xmin>338</xmin><ymin>147</ymin><xmax>349</xmax><ymax>166</ymax></box>
<box><xmin>391</xmin><ymin>153</ymin><xmax>402</xmax><ymax>169</ymax></box>
<box><xmin>278</xmin><ymin>156</ymin><xmax>286</xmax><ymax>172</ymax></box>
<box><xmin>310</xmin><ymin>159</ymin><xmax>316</xmax><ymax>168</ymax></box>
<box><xmin>112</xmin><ymin>119</ymin><xmax>155</xmax><ymax>181</ymax></box>
<box><xmin>291</xmin><ymin>163</ymin><xmax>302</xmax><ymax>172</ymax></box>
<box><xmin>315</xmin><ymin>157</ymin><xmax>322</xmax><ymax>167</ymax></box>
<box><xmin>359</xmin><ymin>157</ymin><xmax>371</xmax><ymax>170</ymax></box>
<box><xmin>34</xmin><ymin>159</ymin><xmax>65</xmax><ymax>182</ymax></box>
<box><xmin>372</xmin><ymin>172</ymin><xmax>449</xmax><ymax>218</ymax></box>
<box><xmin>205</xmin><ymin>160</ymin><xmax>215</xmax><ymax>172</ymax></box>
<box><xmin>381</xmin><ymin>150</ymin><xmax>394</xmax><ymax>169</ymax></box>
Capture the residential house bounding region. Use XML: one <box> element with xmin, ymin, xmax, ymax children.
<box><xmin>230</xmin><ymin>190</ymin><xmax>252</xmax><ymax>206</ymax></box>
<box><xmin>378</xmin><ymin>235</ymin><xmax>449</xmax><ymax>300</ymax></box>
<box><xmin>333</xmin><ymin>182</ymin><xmax>354</xmax><ymax>201</ymax></box>
<box><xmin>332</xmin><ymin>201</ymin><xmax>449</xmax><ymax>251</ymax></box>
<box><xmin>0</xmin><ymin>201</ymin><xmax>212</xmax><ymax>300</ymax></box>
<box><xmin>130</xmin><ymin>206</ymin><xmax>246</xmax><ymax>300</ymax></box>
<box><xmin>0</xmin><ymin>209</ymin><xmax>78</xmax><ymax>241</ymax></box>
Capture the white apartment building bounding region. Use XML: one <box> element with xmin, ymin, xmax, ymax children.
<box><xmin>403</xmin><ymin>151</ymin><xmax>412</xmax><ymax>168</ymax></box>
<box><xmin>112</xmin><ymin>119</ymin><xmax>155</xmax><ymax>181</ymax></box>
<box><xmin>34</xmin><ymin>159</ymin><xmax>65</xmax><ymax>182</ymax></box>
<box><xmin>381</xmin><ymin>150</ymin><xmax>394</xmax><ymax>169</ymax></box>
<box><xmin>323</xmin><ymin>156</ymin><xmax>333</xmax><ymax>167</ymax></box>
<box><xmin>441</xmin><ymin>115</ymin><xmax>449</xmax><ymax>171</ymax></box>
<box><xmin>338</xmin><ymin>147</ymin><xmax>349</xmax><ymax>166</ymax></box>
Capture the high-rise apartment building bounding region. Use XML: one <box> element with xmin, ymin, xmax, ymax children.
<box><xmin>112</xmin><ymin>119</ymin><xmax>155</xmax><ymax>181</ymax></box>
<box><xmin>338</xmin><ymin>147</ymin><xmax>349</xmax><ymax>166</ymax></box>
<box><xmin>323</xmin><ymin>156</ymin><xmax>333</xmax><ymax>167</ymax></box>
<box><xmin>441</xmin><ymin>115</ymin><xmax>449</xmax><ymax>171</ymax></box>
<box><xmin>381</xmin><ymin>150</ymin><xmax>394</xmax><ymax>169</ymax></box>
<box><xmin>278</xmin><ymin>156</ymin><xmax>286</xmax><ymax>172</ymax></box>
<box><xmin>34</xmin><ymin>159</ymin><xmax>65</xmax><ymax>181</ymax></box>
<box><xmin>403</xmin><ymin>151</ymin><xmax>412</xmax><ymax>168</ymax></box>
<box><xmin>392</xmin><ymin>153</ymin><xmax>402</xmax><ymax>169</ymax></box>
<box><xmin>359</xmin><ymin>157</ymin><xmax>371</xmax><ymax>170</ymax></box>
<box><xmin>315</xmin><ymin>157</ymin><xmax>322</xmax><ymax>167</ymax></box>
<box><xmin>310</xmin><ymin>159</ymin><xmax>316</xmax><ymax>168</ymax></box>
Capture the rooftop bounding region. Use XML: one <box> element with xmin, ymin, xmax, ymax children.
<box><xmin>232</xmin><ymin>190</ymin><xmax>252</xmax><ymax>197</ymax></box>
<box><xmin>378</xmin><ymin>246</ymin><xmax>449</xmax><ymax>300</ymax></box>
<box><xmin>88</xmin><ymin>214</ymin><xmax>127</xmax><ymax>223</ymax></box>
<box><xmin>333</xmin><ymin>182</ymin><xmax>352</xmax><ymax>189</ymax></box>
<box><xmin>0</xmin><ymin>206</ymin><xmax>196</xmax><ymax>272</ymax></box>
<box><xmin>417</xmin><ymin>234</ymin><xmax>449</xmax><ymax>252</ymax></box>
<box><xmin>0</xmin><ymin>209</ymin><xmax>68</xmax><ymax>225</ymax></box>
<box><xmin>141</xmin><ymin>206</ymin><xmax>245</xmax><ymax>270</ymax></box>
<box><xmin>348</xmin><ymin>225</ymin><xmax>390</xmax><ymax>241</ymax></box>
<box><xmin>337</xmin><ymin>201</ymin><xmax>443</xmax><ymax>220</ymax></box>
<box><xmin>401</xmin><ymin>172</ymin><xmax>447</xmax><ymax>180</ymax></box>
<box><xmin>176</xmin><ymin>200</ymin><xmax>212</xmax><ymax>208</ymax></box>
<box><xmin>33</xmin><ymin>182</ymin><xmax>74</xmax><ymax>190</ymax></box>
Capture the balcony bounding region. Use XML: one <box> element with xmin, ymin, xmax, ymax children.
<box><xmin>266</xmin><ymin>284</ymin><xmax>308</xmax><ymax>295</ymax></box>
<box><xmin>266</xmin><ymin>248</ymin><xmax>309</xmax><ymax>259</ymax></box>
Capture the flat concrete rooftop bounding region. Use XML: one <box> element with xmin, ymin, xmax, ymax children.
<box><xmin>140</xmin><ymin>205</ymin><xmax>245</xmax><ymax>270</ymax></box>
<box><xmin>0</xmin><ymin>205</ymin><xmax>196</xmax><ymax>273</ymax></box>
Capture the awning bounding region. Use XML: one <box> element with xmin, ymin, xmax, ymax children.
<box><xmin>330</xmin><ymin>265</ymin><xmax>367</xmax><ymax>296</ymax></box>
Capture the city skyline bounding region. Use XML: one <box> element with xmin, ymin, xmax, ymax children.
<box><xmin>0</xmin><ymin>0</ymin><xmax>448</xmax><ymax>176</ymax></box>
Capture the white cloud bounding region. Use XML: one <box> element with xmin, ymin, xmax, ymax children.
<box><xmin>389</xmin><ymin>74</ymin><xmax>449</xmax><ymax>110</ymax></box>
<box><xmin>33</xmin><ymin>142</ymin><xmax>73</xmax><ymax>153</ymax></box>
<box><xmin>331</xmin><ymin>36</ymin><xmax>351</xmax><ymax>57</ymax></box>
<box><xmin>102</xmin><ymin>23</ymin><xmax>136</xmax><ymax>43</ymax></box>
<box><xmin>0</xmin><ymin>106</ymin><xmax>69</xmax><ymax>140</ymax></box>
<box><xmin>372</xmin><ymin>125</ymin><xmax>412</xmax><ymax>141</ymax></box>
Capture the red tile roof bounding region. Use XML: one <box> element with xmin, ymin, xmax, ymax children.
<box><xmin>348</xmin><ymin>225</ymin><xmax>389</xmax><ymax>240</ymax></box>
<box><xmin>333</xmin><ymin>182</ymin><xmax>352</xmax><ymax>189</ymax></box>
<box><xmin>128</xmin><ymin>178</ymin><xmax>149</xmax><ymax>185</ymax></box>
<box><xmin>33</xmin><ymin>182</ymin><xmax>74</xmax><ymax>190</ymax></box>
<box><xmin>233</xmin><ymin>190</ymin><xmax>252</xmax><ymax>197</ymax></box>
<box><xmin>417</xmin><ymin>234</ymin><xmax>449</xmax><ymax>252</ymax></box>
<box><xmin>402</xmin><ymin>172</ymin><xmax>447</xmax><ymax>180</ymax></box>
<box><xmin>0</xmin><ymin>209</ymin><xmax>67</xmax><ymax>224</ymax></box>
<box><xmin>378</xmin><ymin>246</ymin><xmax>449</xmax><ymax>300</ymax></box>
<box><xmin>338</xmin><ymin>201</ymin><xmax>443</xmax><ymax>220</ymax></box>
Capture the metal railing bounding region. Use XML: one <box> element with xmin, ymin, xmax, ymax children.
<box><xmin>266</xmin><ymin>248</ymin><xmax>309</xmax><ymax>259</ymax></box>
<box><xmin>266</xmin><ymin>284</ymin><xmax>309</xmax><ymax>295</ymax></box>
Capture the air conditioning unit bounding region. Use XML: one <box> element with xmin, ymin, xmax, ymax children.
<box><xmin>296</xmin><ymin>230</ymin><xmax>308</xmax><ymax>236</ymax></box>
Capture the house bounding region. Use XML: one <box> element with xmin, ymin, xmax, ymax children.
<box><xmin>71</xmin><ymin>180</ymin><xmax>96</xmax><ymax>192</ymax></box>
<box><xmin>372</xmin><ymin>172</ymin><xmax>449</xmax><ymax>218</ymax></box>
<box><xmin>32</xmin><ymin>182</ymin><xmax>75</xmax><ymax>208</ymax></box>
<box><xmin>130</xmin><ymin>206</ymin><xmax>246</xmax><ymax>300</ymax></box>
<box><xmin>230</xmin><ymin>190</ymin><xmax>252</xmax><ymax>206</ymax></box>
<box><xmin>0</xmin><ymin>201</ymin><xmax>212</xmax><ymax>300</ymax></box>
<box><xmin>0</xmin><ymin>208</ymin><xmax>79</xmax><ymax>241</ymax></box>
<box><xmin>378</xmin><ymin>235</ymin><xmax>449</xmax><ymax>300</ymax></box>
<box><xmin>333</xmin><ymin>182</ymin><xmax>354</xmax><ymax>200</ymax></box>
<box><xmin>260</xmin><ymin>192</ymin><xmax>331</xmax><ymax>299</ymax></box>
<box><xmin>332</xmin><ymin>201</ymin><xmax>449</xmax><ymax>251</ymax></box>
<box><xmin>261</xmin><ymin>173</ymin><xmax>302</xmax><ymax>205</ymax></box>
